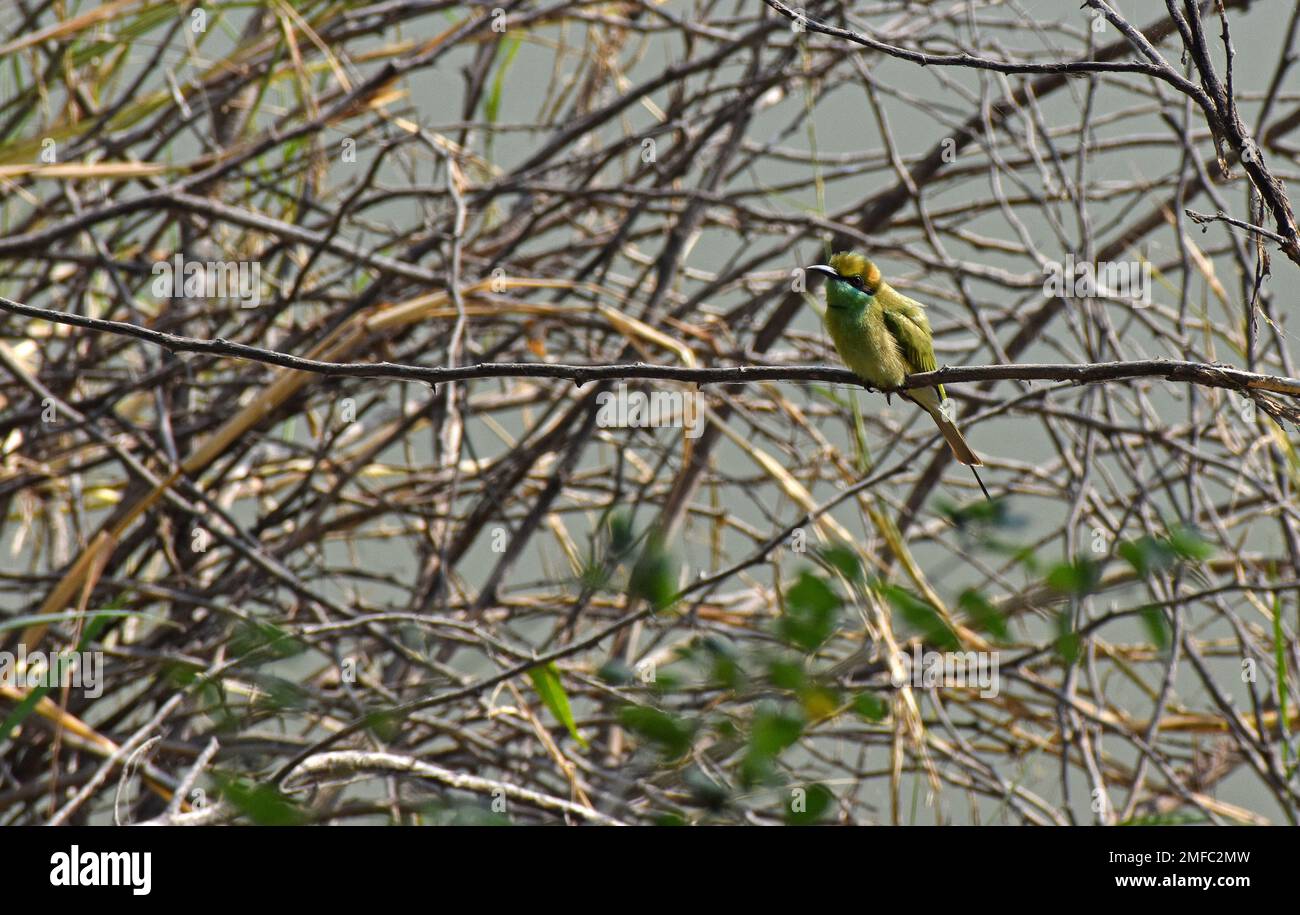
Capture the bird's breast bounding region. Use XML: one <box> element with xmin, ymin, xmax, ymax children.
<box><xmin>825</xmin><ymin>304</ymin><xmax>907</xmax><ymax>389</ymax></box>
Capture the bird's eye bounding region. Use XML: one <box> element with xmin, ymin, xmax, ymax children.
<box><xmin>848</xmin><ymin>275</ymin><xmax>864</xmax><ymax>290</ymax></box>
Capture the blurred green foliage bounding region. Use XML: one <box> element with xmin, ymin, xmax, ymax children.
<box><xmin>602</xmin><ymin>500</ymin><xmax>1220</xmax><ymax>822</ymax></box>
<box><xmin>212</xmin><ymin>773</ymin><xmax>305</xmax><ymax>826</ymax></box>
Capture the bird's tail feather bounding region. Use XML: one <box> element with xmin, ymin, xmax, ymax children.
<box><xmin>931</xmin><ymin>412</ymin><xmax>981</xmax><ymax>466</ymax></box>
<box><xmin>907</xmin><ymin>387</ymin><xmax>982</xmax><ymax>466</ymax></box>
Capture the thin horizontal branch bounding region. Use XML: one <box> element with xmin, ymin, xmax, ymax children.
<box><xmin>5</xmin><ymin>295</ymin><xmax>1300</xmax><ymax>402</ymax></box>
<box><xmin>761</xmin><ymin>0</ymin><xmax>1209</xmax><ymax>99</ymax></box>
<box><xmin>1186</xmin><ymin>207</ymin><xmax>1294</xmax><ymax>247</ymax></box>
<box><xmin>282</xmin><ymin>751</ymin><xmax>627</xmax><ymax>826</ymax></box>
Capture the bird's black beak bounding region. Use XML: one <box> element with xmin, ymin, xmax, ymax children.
<box><xmin>805</xmin><ymin>264</ymin><xmax>839</xmax><ymax>282</ymax></box>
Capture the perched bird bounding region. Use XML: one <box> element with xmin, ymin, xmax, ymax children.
<box><xmin>807</xmin><ymin>251</ymin><xmax>988</xmax><ymax>499</ymax></box>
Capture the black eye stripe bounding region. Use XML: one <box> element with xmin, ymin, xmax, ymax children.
<box><xmin>842</xmin><ymin>275</ymin><xmax>873</xmax><ymax>294</ymax></box>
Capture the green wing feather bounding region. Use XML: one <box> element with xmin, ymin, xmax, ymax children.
<box><xmin>880</xmin><ymin>305</ymin><xmax>946</xmax><ymax>400</ymax></box>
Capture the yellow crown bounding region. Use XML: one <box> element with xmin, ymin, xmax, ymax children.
<box><xmin>828</xmin><ymin>252</ymin><xmax>880</xmax><ymax>289</ymax></box>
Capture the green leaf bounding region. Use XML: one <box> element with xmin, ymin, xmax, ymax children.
<box><xmin>778</xmin><ymin>571</ymin><xmax>841</xmax><ymax>651</ymax></box>
<box><xmin>628</xmin><ymin>528</ymin><xmax>680</xmax><ymax>611</ymax></box>
<box><xmin>881</xmin><ymin>584</ymin><xmax>959</xmax><ymax>650</ymax></box>
<box><xmin>213</xmin><ymin>774</ymin><xmax>306</xmax><ymax>826</ymax></box>
<box><xmin>1046</xmin><ymin>558</ymin><xmax>1101</xmax><ymax>595</ymax></box>
<box><xmin>620</xmin><ymin>705</ymin><xmax>695</xmax><ymax>759</ymax></box>
<box><xmin>785</xmin><ymin>783</ymin><xmax>835</xmax><ymax>825</ymax></box>
<box><xmin>742</xmin><ymin>703</ymin><xmax>805</xmax><ymax>786</ymax></box>
<box><xmin>959</xmin><ymin>588</ymin><xmax>1009</xmax><ymax>642</ymax></box>
<box><xmin>528</xmin><ymin>662</ymin><xmax>588</xmax><ymax>749</ymax></box>
<box><xmin>817</xmin><ymin>544</ymin><xmax>863</xmax><ymax>583</ymax></box>
<box><xmin>1118</xmin><ymin>536</ymin><xmax>1176</xmax><ymax>578</ymax></box>
<box><xmin>1138</xmin><ymin>605</ymin><xmax>1170</xmax><ymax>650</ymax></box>
<box><xmin>364</xmin><ymin>709</ymin><xmax>401</xmax><ymax>742</ymax></box>
<box><xmin>766</xmin><ymin>656</ymin><xmax>807</xmax><ymax>691</ymax></box>
<box><xmin>483</xmin><ymin>34</ymin><xmax>523</xmax><ymax>160</ymax></box>
<box><xmin>700</xmin><ymin>638</ymin><xmax>743</xmax><ymax>690</ymax></box>
<box><xmin>649</xmin><ymin>669</ymin><xmax>683</xmax><ymax>693</ymax></box>
<box><xmin>229</xmin><ymin>620</ymin><xmax>304</xmax><ymax>664</ymax></box>
<box><xmin>1055</xmin><ymin>610</ymin><xmax>1081</xmax><ymax>665</ymax></box>
<box><xmin>853</xmin><ymin>692</ymin><xmax>888</xmax><ymax>721</ymax></box>
<box><xmin>787</xmin><ymin>571</ymin><xmax>838</xmax><ymax>614</ymax></box>
<box><xmin>607</xmin><ymin>510</ymin><xmax>635</xmax><ymax>557</ymax></box>
<box><xmin>1166</xmin><ymin>526</ymin><xmax>1215</xmax><ymax>562</ymax></box>
<box><xmin>1117</xmin><ymin>528</ymin><xmax>1212</xmax><ymax>579</ymax></box>
<box><xmin>799</xmin><ymin>685</ymin><xmax>839</xmax><ymax>720</ymax></box>
<box><xmin>749</xmin><ymin>704</ymin><xmax>804</xmax><ymax>757</ymax></box>
<box><xmin>164</xmin><ymin>660</ymin><xmax>205</xmax><ymax>688</ymax></box>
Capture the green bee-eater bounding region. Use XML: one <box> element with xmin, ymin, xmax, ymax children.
<box><xmin>808</xmin><ymin>252</ymin><xmax>988</xmax><ymax>497</ymax></box>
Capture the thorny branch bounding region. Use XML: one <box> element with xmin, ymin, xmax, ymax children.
<box><xmin>4</xmin><ymin>291</ymin><xmax>1300</xmax><ymax>419</ymax></box>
